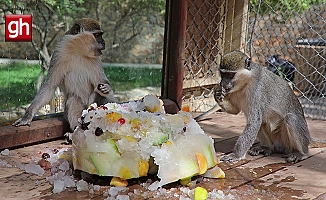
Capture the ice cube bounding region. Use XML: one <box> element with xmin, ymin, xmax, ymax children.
<box><xmin>63</xmin><ymin>176</ymin><xmax>75</xmax><ymax>188</ymax></box>
<box><xmin>1</xmin><ymin>149</ymin><xmax>10</xmax><ymax>156</ymax></box>
<box><xmin>179</xmin><ymin>196</ymin><xmax>191</xmax><ymax>200</ymax></box>
<box><xmin>108</xmin><ymin>187</ymin><xmax>119</xmax><ymax>197</ymax></box>
<box><xmin>76</xmin><ymin>179</ymin><xmax>89</xmax><ymax>191</ymax></box>
<box><xmin>25</xmin><ymin>163</ymin><xmax>45</xmax><ymax>176</ymax></box>
<box><xmin>55</xmin><ymin>171</ymin><xmax>66</xmax><ymax>180</ymax></box>
<box><xmin>208</xmin><ymin>189</ymin><xmax>234</xmax><ymax>199</ymax></box>
<box><xmin>93</xmin><ymin>185</ymin><xmax>101</xmax><ymax>191</ymax></box>
<box><xmin>16</xmin><ymin>163</ymin><xmax>25</xmax><ymax>170</ymax></box>
<box><xmin>116</xmin><ymin>195</ymin><xmax>130</xmax><ymax>200</ymax></box>
<box><xmin>148</xmin><ymin>181</ymin><xmax>160</xmax><ymax>191</ymax></box>
<box><xmin>0</xmin><ymin>159</ymin><xmax>8</xmax><ymax>166</ymax></box>
<box><xmin>52</xmin><ymin>180</ymin><xmax>65</xmax><ymax>194</ymax></box>
<box><xmin>59</xmin><ymin>160</ymin><xmax>70</xmax><ymax>171</ymax></box>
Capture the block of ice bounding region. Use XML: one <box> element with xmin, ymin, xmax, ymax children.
<box><xmin>76</xmin><ymin>179</ymin><xmax>89</xmax><ymax>191</ymax></box>
<box><xmin>116</xmin><ymin>195</ymin><xmax>130</xmax><ymax>200</ymax></box>
<box><xmin>53</xmin><ymin>180</ymin><xmax>65</xmax><ymax>194</ymax></box>
<box><xmin>63</xmin><ymin>175</ymin><xmax>75</xmax><ymax>188</ymax></box>
<box><xmin>59</xmin><ymin>160</ymin><xmax>70</xmax><ymax>171</ymax></box>
<box><xmin>25</xmin><ymin>163</ymin><xmax>45</xmax><ymax>176</ymax></box>
<box><xmin>1</xmin><ymin>149</ymin><xmax>10</xmax><ymax>156</ymax></box>
<box><xmin>72</xmin><ymin>94</ymin><xmax>223</xmax><ymax>188</ymax></box>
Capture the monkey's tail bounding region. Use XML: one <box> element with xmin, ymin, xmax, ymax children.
<box><xmin>194</xmin><ymin>104</ymin><xmax>221</xmax><ymax>122</ymax></box>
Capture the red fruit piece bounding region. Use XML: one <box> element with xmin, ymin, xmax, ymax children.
<box><xmin>99</xmin><ymin>105</ymin><xmax>108</xmax><ymax>110</ymax></box>
<box><xmin>88</xmin><ymin>106</ymin><xmax>96</xmax><ymax>112</ymax></box>
<box><xmin>118</xmin><ymin>118</ymin><xmax>125</xmax><ymax>125</ymax></box>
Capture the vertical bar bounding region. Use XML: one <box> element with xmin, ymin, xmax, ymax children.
<box><xmin>161</xmin><ymin>0</ymin><xmax>171</xmax><ymax>100</ymax></box>
<box><xmin>162</xmin><ymin>0</ymin><xmax>188</xmax><ymax>110</ymax></box>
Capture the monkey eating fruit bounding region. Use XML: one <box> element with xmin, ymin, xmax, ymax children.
<box><xmin>216</xmin><ymin>50</ymin><xmax>310</xmax><ymax>163</ymax></box>
<box><xmin>13</xmin><ymin>18</ymin><xmax>115</xmax><ymax>130</ymax></box>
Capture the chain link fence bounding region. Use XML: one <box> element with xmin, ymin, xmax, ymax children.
<box><xmin>184</xmin><ymin>0</ymin><xmax>326</xmax><ymax>120</ymax></box>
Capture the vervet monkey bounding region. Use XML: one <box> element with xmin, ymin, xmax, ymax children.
<box><xmin>13</xmin><ymin>18</ymin><xmax>115</xmax><ymax>130</ymax></box>
<box><xmin>216</xmin><ymin>50</ymin><xmax>310</xmax><ymax>163</ymax></box>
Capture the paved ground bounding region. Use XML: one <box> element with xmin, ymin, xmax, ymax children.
<box><xmin>0</xmin><ymin>112</ymin><xmax>325</xmax><ymax>199</ymax></box>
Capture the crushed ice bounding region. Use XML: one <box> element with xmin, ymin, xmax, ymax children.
<box><xmin>1</xmin><ymin>149</ymin><xmax>10</xmax><ymax>156</ymax></box>
<box><xmin>0</xmin><ymin>137</ymin><xmax>233</xmax><ymax>198</ymax></box>
<box><xmin>25</xmin><ymin>163</ymin><xmax>45</xmax><ymax>176</ymax></box>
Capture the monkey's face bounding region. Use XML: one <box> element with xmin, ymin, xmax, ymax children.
<box><xmin>92</xmin><ymin>30</ymin><xmax>105</xmax><ymax>51</ymax></box>
<box><xmin>219</xmin><ymin>69</ymin><xmax>236</xmax><ymax>92</ymax></box>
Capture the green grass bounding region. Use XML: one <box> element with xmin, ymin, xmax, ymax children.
<box><xmin>0</xmin><ymin>62</ymin><xmax>41</xmax><ymax>111</ymax></box>
<box><xmin>104</xmin><ymin>66</ymin><xmax>162</xmax><ymax>91</ymax></box>
<box><xmin>0</xmin><ymin>62</ymin><xmax>162</xmax><ymax>111</ymax></box>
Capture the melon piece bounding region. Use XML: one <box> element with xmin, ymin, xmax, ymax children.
<box><xmin>89</xmin><ymin>153</ymin><xmax>112</xmax><ymax>175</ymax></box>
<box><xmin>180</xmin><ymin>176</ymin><xmax>192</xmax><ymax>186</ymax></box>
<box><xmin>194</xmin><ymin>187</ymin><xmax>208</xmax><ymax>200</ymax></box>
<box><xmin>138</xmin><ymin>159</ymin><xmax>149</xmax><ymax>176</ymax></box>
<box><xmin>202</xmin><ymin>165</ymin><xmax>225</xmax><ymax>179</ymax></box>
<box><xmin>151</xmin><ymin>134</ymin><xmax>218</xmax><ymax>187</ymax></box>
<box><xmin>196</xmin><ymin>153</ymin><xmax>208</xmax><ymax>175</ymax></box>
<box><xmin>147</xmin><ymin>130</ymin><xmax>169</xmax><ymax>145</ymax></box>
<box><xmin>110</xmin><ymin>177</ymin><xmax>128</xmax><ymax>187</ymax></box>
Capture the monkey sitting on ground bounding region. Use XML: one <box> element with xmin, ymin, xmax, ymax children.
<box><xmin>13</xmin><ymin>18</ymin><xmax>115</xmax><ymax>130</ymax></box>
<box><xmin>215</xmin><ymin>50</ymin><xmax>310</xmax><ymax>163</ymax></box>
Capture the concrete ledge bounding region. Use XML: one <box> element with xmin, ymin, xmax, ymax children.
<box><xmin>0</xmin><ymin>117</ymin><xmax>69</xmax><ymax>150</ymax></box>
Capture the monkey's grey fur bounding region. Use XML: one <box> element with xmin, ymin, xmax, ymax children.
<box><xmin>13</xmin><ymin>19</ymin><xmax>115</xmax><ymax>130</ymax></box>
<box><xmin>216</xmin><ymin>50</ymin><xmax>310</xmax><ymax>163</ymax></box>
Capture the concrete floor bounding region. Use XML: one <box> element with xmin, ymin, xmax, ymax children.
<box><xmin>0</xmin><ymin>112</ymin><xmax>325</xmax><ymax>199</ymax></box>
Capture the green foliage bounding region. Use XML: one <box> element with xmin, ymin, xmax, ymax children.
<box><xmin>43</xmin><ymin>0</ymin><xmax>86</xmax><ymax>19</ymax></box>
<box><xmin>104</xmin><ymin>66</ymin><xmax>162</xmax><ymax>91</ymax></box>
<box><xmin>250</xmin><ymin>0</ymin><xmax>326</xmax><ymax>16</ymax></box>
<box><xmin>0</xmin><ymin>0</ymin><xmax>86</xmax><ymax>17</ymax></box>
<box><xmin>0</xmin><ymin>63</ymin><xmax>162</xmax><ymax>111</ymax></box>
<box><xmin>0</xmin><ymin>63</ymin><xmax>40</xmax><ymax>111</ymax></box>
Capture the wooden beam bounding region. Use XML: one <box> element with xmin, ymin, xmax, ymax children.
<box><xmin>0</xmin><ymin>117</ymin><xmax>69</xmax><ymax>150</ymax></box>
<box><xmin>162</xmin><ymin>0</ymin><xmax>188</xmax><ymax>111</ymax></box>
<box><xmin>223</xmin><ymin>0</ymin><xmax>249</xmax><ymax>53</ymax></box>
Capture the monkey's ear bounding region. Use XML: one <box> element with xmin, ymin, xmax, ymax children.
<box><xmin>245</xmin><ymin>58</ymin><xmax>252</xmax><ymax>70</ymax></box>
<box><xmin>67</xmin><ymin>23</ymin><xmax>83</xmax><ymax>35</ymax></box>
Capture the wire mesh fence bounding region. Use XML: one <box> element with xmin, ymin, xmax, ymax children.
<box><xmin>184</xmin><ymin>0</ymin><xmax>326</xmax><ymax>120</ymax></box>
<box><xmin>183</xmin><ymin>0</ymin><xmax>225</xmax><ymax>113</ymax></box>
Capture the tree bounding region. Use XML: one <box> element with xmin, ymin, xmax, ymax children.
<box><xmin>0</xmin><ymin>0</ymin><xmax>87</xmax><ymax>90</ymax></box>
<box><xmin>250</xmin><ymin>0</ymin><xmax>326</xmax><ymax>17</ymax></box>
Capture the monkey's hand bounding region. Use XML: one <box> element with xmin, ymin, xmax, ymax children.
<box><xmin>220</xmin><ymin>153</ymin><xmax>240</xmax><ymax>163</ymax></box>
<box><xmin>95</xmin><ymin>83</ymin><xmax>113</xmax><ymax>97</ymax></box>
<box><xmin>214</xmin><ymin>85</ymin><xmax>226</xmax><ymax>103</ymax></box>
<box><xmin>12</xmin><ymin>113</ymin><xmax>33</xmax><ymax>127</ymax></box>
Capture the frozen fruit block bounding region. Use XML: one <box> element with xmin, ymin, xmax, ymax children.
<box><xmin>72</xmin><ymin>94</ymin><xmax>224</xmax><ymax>188</ymax></box>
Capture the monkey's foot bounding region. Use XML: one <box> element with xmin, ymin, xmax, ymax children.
<box><xmin>220</xmin><ymin>153</ymin><xmax>240</xmax><ymax>162</ymax></box>
<box><xmin>248</xmin><ymin>146</ymin><xmax>273</xmax><ymax>157</ymax></box>
<box><xmin>12</xmin><ymin>118</ymin><xmax>32</xmax><ymax>127</ymax></box>
<box><xmin>282</xmin><ymin>151</ymin><xmax>306</xmax><ymax>163</ymax></box>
